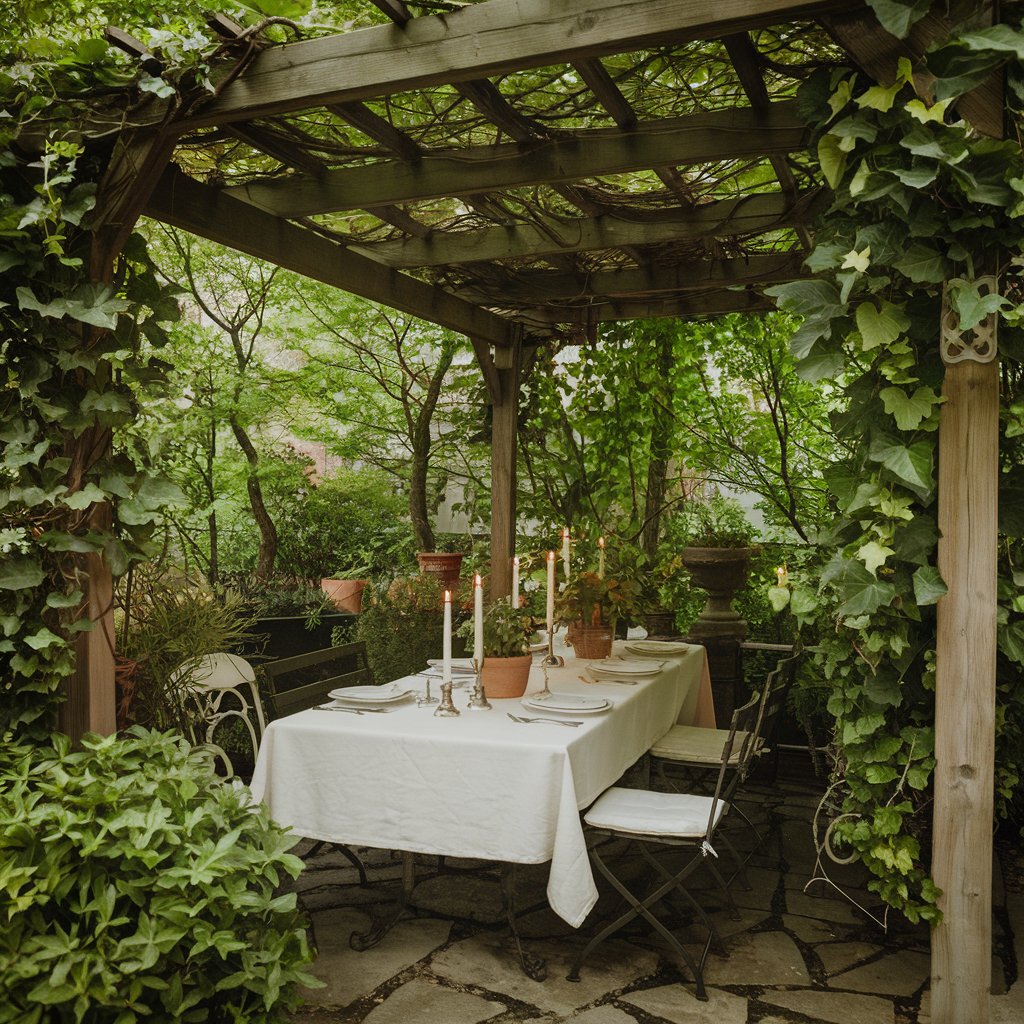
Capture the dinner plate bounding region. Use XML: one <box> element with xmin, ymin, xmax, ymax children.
<box><xmin>427</xmin><ymin>658</ymin><xmax>477</xmax><ymax>675</ymax></box>
<box><xmin>587</xmin><ymin>658</ymin><xmax>663</xmax><ymax>676</ymax></box>
<box><xmin>328</xmin><ymin>684</ymin><xmax>415</xmax><ymax>703</ymax></box>
<box><xmin>625</xmin><ymin>640</ymin><xmax>693</xmax><ymax>656</ymax></box>
<box><xmin>522</xmin><ymin>693</ymin><xmax>610</xmax><ymax>713</ymax></box>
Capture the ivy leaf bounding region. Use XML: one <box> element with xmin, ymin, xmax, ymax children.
<box><xmin>868</xmin><ymin>436</ymin><xmax>935</xmax><ymax>496</ymax></box>
<box><xmin>0</xmin><ymin>558</ymin><xmax>44</xmax><ymax>590</ymax></box>
<box><xmin>867</xmin><ymin>0</ymin><xmax>931</xmax><ymax>38</ymax></box>
<box><xmin>912</xmin><ymin>566</ymin><xmax>947</xmax><ymax>606</ymax></box>
<box><xmin>818</xmin><ymin>134</ymin><xmax>848</xmax><ymax>189</ymax></box>
<box><xmin>795</xmin><ymin>342</ymin><xmax>846</xmax><ymax>382</ymax></box>
<box><xmin>905</xmin><ymin>97</ymin><xmax>953</xmax><ymax>124</ymax></box>
<box><xmin>893</xmin><ymin>517</ymin><xmax>939</xmax><ymax>566</ymax></box>
<box><xmin>63</xmin><ymin>482</ymin><xmax>107</xmax><ymax>510</ymax></box>
<box><xmin>947</xmin><ymin>278</ymin><xmax>1007</xmax><ymax>331</ymax></box>
<box><xmin>893</xmin><ymin>242</ymin><xmax>947</xmax><ymax>283</ymax></box>
<box><xmin>856</xmin><ymin>300</ymin><xmax>910</xmax><ymax>350</ymax></box>
<box><xmin>841</xmin><ymin>246</ymin><xmax>871</xmax><ymax>273</ymax></box>
<box><xmin>858</xmin><ymin>541</ymin><xmax>895</xmax><ymax>576</ymax></box>
<box><xmin>879</xmin><ymin>386</ymin><xmax>943</xmax><ymax>431</ymax></box>
<box><xmin>835</xmin><ymin>561</ymin><xmax>897</xmax><ymax>617</ymax></box>
<box><xmin>767</xmin><ymin>586</ymin><xmax>791</xmax><ymax>612</ymax></box>
<box><xmin>24</xmin><ymin>627</ymin><xmax>63</xmax><ymax>651</ymax></box>
<box><xmin>765</xmin><ymin>279</ymin><xmax>844</xmax><ymax>320</ymax></box>
<box><xmin>958</xmin><ymin>25</ymin><xmax>1024</xmax><ymax>59</ymax></box>
<box><xmin>893</xmin><ymin>165</ymin><xmax>938</xmax><ymax>188</ymax></box>
<box><xmin>998</xmin><ymin>620</ymin><xmax>1024</xmax><ymax>665</ymax></box>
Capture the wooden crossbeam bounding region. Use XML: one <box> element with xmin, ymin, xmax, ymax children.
<box><xmin>183</xmin><ymin>0</ymin><xmax>843</xmax><ymax>128</ymax></box>
<box><xmin>353</xmin><ymin>190</ymin><xmax>824</xmax><ymax>267</ymax></box>
<box><xmin>519</xmin><ymin>288</ymin><xmax>773</xmax><ymax>323</ymax></box>
<box><xmin>144</xmin><ymin>167</ymin><xmax>524</xmax><ymax>346</ymax></box>
<box><xmin>455</xmin><ymin>252</ymin><xmax>805</xmax><ymax>303</ymax></box>
<box><xmin>328</xmin><ymin>101</ymin><xmax>423</xmax><ymax>161</ymax></box>
<box><xmin>225</xmin><ymin>103</ymin><xmax>806</xmax><ymax>217</ymax></box>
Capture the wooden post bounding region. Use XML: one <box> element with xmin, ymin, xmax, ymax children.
<box><xmin>931</xmin><ymin>357</ymin><xmax>999</xmax><ymax>1023</ymax></box>
<box><xmin>489</xmin><ymin>339</ymin><xmax>522</xmax><ymax>601</ymax></box>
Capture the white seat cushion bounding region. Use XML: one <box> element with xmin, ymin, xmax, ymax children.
<box><xmin>584</xmin><ymin>786</ymin><xmax>726</xmax><ymax>838</ymax></box>
<box><xmin>650</xmin><ymin>725</ymin><xmax>753</xmax><ymax>764</ymax></box>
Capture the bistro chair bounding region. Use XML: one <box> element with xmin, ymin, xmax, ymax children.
<box><xmin>649</xmin><ymin>647</ymin><xmax>801</xmax><ymax>853</ymax></box>
<box><xmin>567</xmin><ymin>693</ymin><xmax>761</xmax><ymax>1001</ymax></box>
<box><xmin>171</xmin><ymin>652</ymin><xmax>266</xmax><ymax>779</ymax></box>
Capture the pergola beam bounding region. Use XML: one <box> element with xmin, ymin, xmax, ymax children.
<box><xmin>455</xmin><ymin>253</ymin><xmax>805</xmax><ymax>303</ymax></box>
<box><xmin>144</xmin><ymin>167</ymin><xmax>525</xmax><ymax>346</ymax></box>
<box><xmin>184</xmin><ymin>0</ymin><xmax>845</xmax><ymax>128</ymax></box>
<box><xmin>519</xmin><ymin>289</ymin><xmax>773</xmax><ymax>324</ymax></box>
<box><xmin>225</xmin><ymin>102</ymin><xmax>806</xmax><ymax>217</ymax></box>
<box><xmin>354</xmin><ymin>190</ymin><xmax>824</xmax><ymax>268</ymax></box>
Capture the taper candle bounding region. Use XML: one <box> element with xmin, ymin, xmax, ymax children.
<box><xmin>561</xmin><ymin>527</ymin><xmax>570</xmax><ymax>579</ymax></box>
<box><xmin>473</xmin><ymin>574</ymin><xmax>484</xmax><ymax>666</ymax></box>
<box><xmin>511</xmin><ymin>556</ymin><xmax>520</xmax><ymax>607</ymax></box>
<box><xmin>776</xmin><ymin>565</ymin><xmax>788</xmax><ymax>587</ymax></box>
<box><xmin>546</xmin><ymin>551</ymin><xmax>556</xmax><ymax>635</ymax></box>
<box><xmin>442</xmin><ymin>590</ymin><xmax>452</xmax><ymax>683</ymax></box>
<box><xmin>598</xmin><ymin>536</ymin><xmax>605</xmax><ymax>579</ymax></box>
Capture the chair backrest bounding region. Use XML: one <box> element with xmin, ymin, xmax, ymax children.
<box><xmin>748</xmin><ymin>646</ymin><xmax>802</xmax><ymax>754</ymax></box>
<box><xmin>701</xmin><ymin>688</ymin><xmax>762</xmax><ymax>839</ymax></box>
<box><xmin>170</xmin><ymin>652</ymin><xmax>257</xmax><ymax>691</ymax></box>
<box><xmin>261</xmin><ymin>641</ymin><xmax>373</xmax><ymax>719</ymax></box>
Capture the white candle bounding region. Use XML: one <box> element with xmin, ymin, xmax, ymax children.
<box><xmin>511</xmin><ymin>556</ymin><xmax>520</xmax><ymax>607</ymax></box>
<box><xmin>473</xmin><ymin>574</ymin><xmax>484</xmax><ymax>666</ymax></box>
<box><xmin>561</xmin><ymin>527</ymin><xmax>570</xmax><ymax>579</ymax></box>
<box><xmin>776</xmin><ymin>565</ymin><xmax>788</xmax><ymax>587</ymax></box>
<box><xmin>598</xmin><ymin>536</ymin><xmax>605</xmax><ymax>579</ymax></box>
<box><xmin>546</xmin><ymin>550</ymin><xmax>555</xmax><ymax>635</ymax></box>
<box><xmin>443</xmin><ymin>590</ymin><xmax>452</xmax><ymax>683</ymax></box>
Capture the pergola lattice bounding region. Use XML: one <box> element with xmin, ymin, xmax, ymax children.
<box><xmin>65</xmin><ymin>3</ymin><xmax>1004</xmax><ymax>1022</ymax></box>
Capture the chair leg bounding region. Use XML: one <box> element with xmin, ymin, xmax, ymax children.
<box><xmin>500</xmin><ymin>864</ymin><xmax>548</xmax><ymax>981</ymax></box>
<box><xmin>567</xmin><ymin>839</ymin><xmax>709</xmax><ymax>1001</ymax></box>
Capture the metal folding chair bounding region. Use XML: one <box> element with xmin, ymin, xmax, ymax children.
<box><xmin>567</xmin><ymin>693</ymin><xmax>761</xmax><ymax>1000</ymax></box>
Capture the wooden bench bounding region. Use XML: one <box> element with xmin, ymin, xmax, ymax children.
<box><xmin>261</xmin><ymin>641</ymin><xmax>373</xmax><ymax>720</ymax></box>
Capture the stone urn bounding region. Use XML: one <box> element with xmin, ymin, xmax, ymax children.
<box><xmin>479</xmin><ymin>654</ymin><xmax>533</xmax><ymax>699</ymax></box>
<box><xmin>681</xmin><ymin>546</ymin><xmax>755</xmax><ymax>640</ymax></box>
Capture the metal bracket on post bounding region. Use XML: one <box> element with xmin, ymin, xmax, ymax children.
<box><xmin>940</xmin><ymin>276</ymin><xmax>999</xmax><ymax>364</ymax></box>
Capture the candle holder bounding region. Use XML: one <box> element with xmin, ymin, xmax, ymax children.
<box><xmin>533</xmin><ymin>664</ymin><xmax>553</xmax><ymax>701</ymax></box>
<box><xmin>541</xmin><ymin>627</ymin><xmax>564</xmax><ymax>668</ymax></box>
<box><xmin>434</xmin><ymin>681</ymin><xmax>460</xmax><ymax>717</ymax></box>
<box><xmin>417</xmin><ymin>677</ymin><xmax>439</xmax><ymax>706</ymax></box>
<box><xmin>466</xmin><ymin>659</ymin><xmax>493</xmax><ymax>711</ymax></box>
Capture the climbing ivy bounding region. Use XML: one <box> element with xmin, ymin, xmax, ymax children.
<box><xmin>770</xmin><ymin>10</ymin><xmax>1024</xmax><ymax>920</ymax></box>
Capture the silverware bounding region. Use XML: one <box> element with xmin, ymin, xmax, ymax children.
<box><xmin>579</xmin><ymin>673</ymin><xmax>637</xmax><ymax>686</ymax></box>
<box><xmin>315</xmin><ymin>704</ymin><xmax>392</xmax><ymax>714</ymax></box>
<box><xmin>507</xmin><ymin>713</ymin><xmax>583</xmax><ymax>728</ymax></box>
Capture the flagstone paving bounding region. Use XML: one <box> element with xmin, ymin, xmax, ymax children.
<box><xmin>284</xmin><ymin>754</ymin><xmax>1024</xmax><ymax>1024</ymax></box>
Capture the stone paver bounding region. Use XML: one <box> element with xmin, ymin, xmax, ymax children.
<box><xmin>703</xmin><ymin>930</ymin><xmax>810</xmax><ymax>987</ymax></box>
<box><xmin>813</xmin><ymin>940</ymin><xmax>885</xmax><ymax>976</ymax></box>
<box><xmin>829</xmin><ymin>949</ymin><xmax>930</xmax><ymax>997</ymax></box>
<box><xmin>303</xmin><ymin>908</ymin><xmax>451</xmax><ymax>1008</ymax></box>
<box><xmin>760</xmin><ymin>988</ymin><xmax>896</xmax><ymax>1024</ymax></box>
<box><xmin>362</xmin><ymin>978</ymin><xmax>505</xmax><ymax>1024</ymax></box>
<box><xmin>568</xmin><ymin>1006</ymin><xmax>639</xmax><ymax>1024</ymax></box>
<box><xmin>429</xmin><ymin>932</ymin><xmax>658</xmax><ymax>1016</ymax></box>
<box><xmin>619</xmin><ymin>984</ymin><xmax>747</xmax><ymax>1024</ymax></box>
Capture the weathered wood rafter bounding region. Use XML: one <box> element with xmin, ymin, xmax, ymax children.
<box><xmin>517</xmin><ymin>288</ymin><xmax>773</xmax><ymax>323</ymax></box>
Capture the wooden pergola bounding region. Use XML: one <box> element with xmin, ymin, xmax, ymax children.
<box><xmin>66</xmin><ymin>3</ymin><xmax>1002</xmax><ymax>1021</ymax></box>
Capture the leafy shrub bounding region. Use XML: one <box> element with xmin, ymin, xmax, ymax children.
<box><xmin>457</xmin><ymin>600</ymin><xmax>533</xmax><ymax>658</ymax></box>
<box><xmin>670</xmin><ymin>493</ymin><xmax>757</xmax><ymax>548</ymax></box>
<box><xmin>0</xmin><ymin>729</ymin><xmax>318</xmax><ymax>1023</ymax></box>
<box><xmin>356</xmin><ymin>574</ymin><xmax>450</xmax><ymax>682</ymax></box>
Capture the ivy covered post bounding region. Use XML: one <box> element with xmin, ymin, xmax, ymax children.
<box><xmin>932</xmin><ymin>313</ymin><xmax>1000</xmax><ymax>1018</ymax></box>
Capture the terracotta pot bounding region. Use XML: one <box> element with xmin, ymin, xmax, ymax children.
<box><xmin>321</xmin><ymin>577</ymin><xmax>367</xmax><ymax>614</ymax></box>
<box><xmin>416</xmin><ymin>551</ymin><xmax>464</xmax><ymax>592</ymax></box>
<box><xmin>570</xmin><ymin>622</ymin><xmax>613</xmax><ymax>660</ymax></box>
<box><xmin>479</xmin><ymin>654</ymin><xmax>533</xmax><ymax>699</ymax></box>
<box><xmin>680</xmin><ymin>545</ymin><xmax>755</xmax><ymax>640</ymax></box>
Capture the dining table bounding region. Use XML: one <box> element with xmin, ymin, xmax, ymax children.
<box><xmin>250</xmin><ymin>639</ymin><xmax>713</xmax><ymax>935</ymax></box>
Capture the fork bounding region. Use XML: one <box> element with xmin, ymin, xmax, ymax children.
<box><xmin>579</xmin><ymin>673</ymin><xmax>637</xmax><ymax>686</ymax></box>
<box><xmin>315</xmin><ymin>704</ymin><xmax>391</xmax><ymax>715</ymax></box>
<box><xmin>507</xmin><ymin>713</ymin><xmax>583</xmax><ymax>728</ymax></box>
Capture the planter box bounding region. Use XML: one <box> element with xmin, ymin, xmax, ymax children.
<box><xmin>236</xmin><ymin>613</ymin><xmax>358</xmax><ymax>662</ymax></box>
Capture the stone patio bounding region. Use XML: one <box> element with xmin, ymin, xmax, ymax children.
<box><xmin>283</xmin><ymin>754</ymin><xmax>1024</xmax><ymax>1024</ymax></box>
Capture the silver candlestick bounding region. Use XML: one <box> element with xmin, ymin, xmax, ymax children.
<box><xmin>466</xmin><ymin>659</ymin><xmax>493</xmax><ymax>711</ymax></box>
<box><xmin>417</xmin><ymin>677</ymin><xmax>439</xmax><ymax>706</ymax></box>
<box><xmin>541</xmin><ymin>627</ymin><xmax>564</xmax><ymax>668</ymax></box>
<box><xmin>434</xmin><ymin>681</ymin><xmax>460</xmax><ymax>717</ymax></box>
<box><xmin>533</xmin><ymin>664</ymin><xmax>553</xmax><ymax>701</ymax></box>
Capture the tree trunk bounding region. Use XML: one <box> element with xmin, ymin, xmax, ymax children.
<box><xmin>409</xmin><ymin>338</ymin><xmax>456</xmax><ymax>552</ymax></box>
<box><xmin>642</xmin><ymin>333</ymin><xmax>673</xmax><ymax>558</ymax></box>
<box><xmin>229</xmin><ymin>415</ymin><xmax>277</xmax><ymax>580</ymax></box>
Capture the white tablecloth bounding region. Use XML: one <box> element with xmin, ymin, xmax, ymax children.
<box><xmin>249</xmin><ymin>641</ymin><xmax>712</xmax><ymax>928</ymax></box>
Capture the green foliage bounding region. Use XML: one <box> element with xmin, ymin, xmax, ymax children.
<box><xmin>120</xmin><ymin>573</ymin><xmax>259</xmax><ymax>732</ymax></box>
<box><xmin>671</xmin><ymin>493</ymin><xmax>757</xmax><ymax>548</ymax></box>
<box><xmin>766</xmin><ymin>15</ymin><xmax>1024</xmax><ymax>921</ymax></box>
<box><xmin>0</xmin><ymin>728</ymin><xmax>318</xmax><ymax>1022</ymax></box>
<box><xmin>458</xmin><ymin>600</ymin><xmax>533</xmax><ymax>658</ymax></box>
<box><xmin>355</xmin><ymin>573</ymin><xmax>448</xmax><ymax>683</ymax></box>
<box><xmin>556</xmin><ymin>569</ymin><xmax>643</xmax><ymax>632</ymax></box>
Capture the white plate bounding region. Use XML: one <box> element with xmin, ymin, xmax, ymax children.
<box><xmin>421</xmin><ymin>665</ymin><xmax>476</xmax><ymax>679</ymax></box>
<box><xmin>328</xmin><ymin>684</ymin><xmax>414</xmax><ymax>703</ymax></box>
<box><xmin>522</xmin><ymin>693</ymin><xmax>610</xmax><ymax>713</ymax></box>
<box><xmin>427</xmin><ymin>659</ymin><xmax>476</xmax><ymax>674</ymax></box>
<box><xmin>625</xmin><ymin>641</ymin><xmax>692</xmax><ymax>656</ymax></box>
<box><xmin>587</xmin><ymin>659</ymin><xmax>664</xmax><ymax>676</ymax></box>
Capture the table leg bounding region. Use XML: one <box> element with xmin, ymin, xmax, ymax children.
<box><xmin>501</xmin><ymin>863</ymin><xmax>547</xmax><ymax>981</ymax></box>
<box><xmin>349</xmin><ymin>851</ymin><xmax>416</xmax><ymax>951</ymax></box>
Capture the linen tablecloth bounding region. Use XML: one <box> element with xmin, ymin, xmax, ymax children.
<box><xmin>249</xmin><ymin>641</ymin><xmax>711</xmax><ymax>928</ymax></box>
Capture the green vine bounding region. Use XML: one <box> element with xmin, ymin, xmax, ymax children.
<box><xmin>770</xmin><ymin>14</ymin><xmax>1024</xmax><ymax>921</ymax></box>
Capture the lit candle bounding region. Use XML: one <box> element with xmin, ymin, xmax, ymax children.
<box><xmin>562</xmin><ymin>527</ymin><xmax>571</xmax><ymax>579</ymax></box>
<box><xmin>546</xmin><ymin>550</ymin><xmax>556</xmax><ymax>636</ymax></box>
<box><xmin>776</xmin><ymin>565</ymin><xmax>788</xmax><ymax>587</ymax></box>
<box><xmin>443</xmin><ymin>590</ymin><xmax>452</xmax><ymax>684</ymax></box>
<box><xmin>511</xmin><ymin>556</ymin><xmax>520</xmax><ymax>608</ymax></box>
<box><xmin>473</xmin><ymin>574</ymin><xmax>484</xmax><ymax>666</ymax></box>
<box><xmin>598</xmin><ymin>536</ymin><xmax>606</xmax><ymax>579</ymax></box>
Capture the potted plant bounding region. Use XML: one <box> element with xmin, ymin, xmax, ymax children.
<box><xmin>416</xmin><ymin>534</ymin><xmax>467</xmax><ymax>592</ymax></box>
<box><xmin>556</xmin><ymin>569</ymin><xmax>643</xmax><ymax>660</ymax></box>
<box><xmin>457</xmin><ymin>600</ymin><xmax>535</xmax><ymax>698</ymax></box>
<box><xmin>321</xmin><ymin>562</ymin><xmax>372</xmax><ymax>614</ymax></box>
<box><xmin>674</xmin><ymin>494</ymin><xmax>758</xmax><ymax>640</ymax></box>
